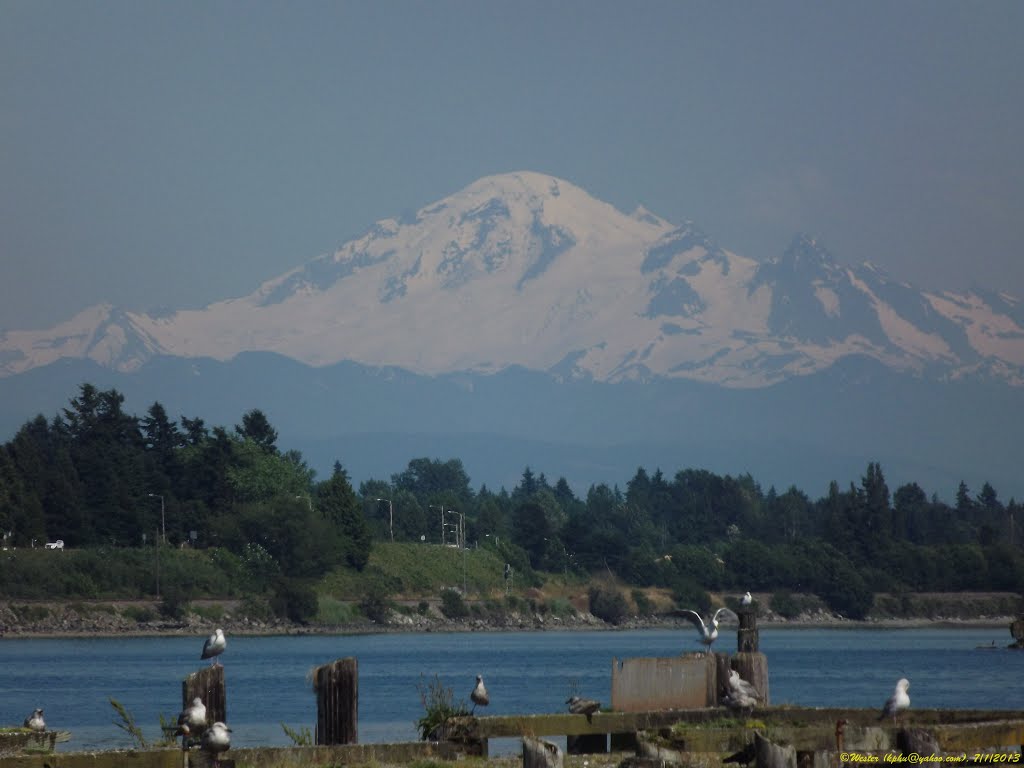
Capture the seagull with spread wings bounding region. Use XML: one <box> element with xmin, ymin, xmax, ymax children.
<box><xmin>676</xmin><ymin>607</ymin><xmax>739</xmax><ymax>654</ymax></box>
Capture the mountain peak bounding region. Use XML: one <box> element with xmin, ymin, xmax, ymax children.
<box><xmin>0</xmin><ymin>174</ymin><xmax>1022</xmax><ymax>387</ymax></box>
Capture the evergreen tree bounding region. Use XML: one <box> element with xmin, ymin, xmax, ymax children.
<box><xmin>318</xmin><ymin>462</ymin><xmax>371</xmax><ymax>570</ymax></box>
<box><xmin>235</xmin><ymin>409</ymin><xmax>278</xmax><ymax>454</ymax></box>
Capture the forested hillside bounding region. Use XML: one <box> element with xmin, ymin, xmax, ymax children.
<box><xmin>1</xmin><ymin>383</ymin><xmax>1022</xmax><ymax>621</ymax></box>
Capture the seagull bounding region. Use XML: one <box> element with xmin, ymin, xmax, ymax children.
<box><xmin>676</xmin><ymin>607</ymin><xmax>739</xmax><ymax>654</ymax></box>
<box><xmin>23</xmin><ymin>708</ymin><xmax>45</xmax><ymax>732</ymax></box>
<box><xmin>879</xmin><ymin>678</ymin><xmax>910</xmax><ymax>724</ymax></box>
<box><xmin>176</xmin><ymin>697</ymin><xmax>207</xmax><ymax>746</ymax></box>
<box><xmin>741</xmin><ymin>591</ymin><xmax>753</xmax><ymax>606</ymax></box>
<box><xmin>470</xmin><ymin>674</ymin><xmax>489</xmax><ymax>714</ymax></box>
<box><xmin>566</xmin><ymin>695</ymin><xmax>601</xmax><ymax>722</ymax></box>
<box><xmin>722</xmin><ymin>669</ymin><xmax>761</xmax><ymax>714</ymax></box>
<box><xmin>201</xmin><ymin>628</ymin><xmax>226</xmax><ymax>666</ymax></box>
<box><xmin>200</xmin><ymin>721</ymin><xmax>231</xmax><ymax>764</ymax></box>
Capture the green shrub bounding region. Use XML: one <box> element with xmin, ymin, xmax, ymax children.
<box><xmin>270</xmin><ymin>578</ymin><xmax>319</xmax><ymax>624</ymax></box>
<box><xmin>358</xmin><ymin>584</ymin><xmax>393</xmax><ymax>623</ymax></box>
<box><xmin>505</xmin><ymin>595</ymin><xmax>525</xmax><ymax>612</ymax></box>
<box><xmin>632</xmin><ymin>589</ymin><xmax>654</xmax><ymax>616</ymax></box>
<box><xmin>416</xmin><ymin>674</ymin><xmax>469</xmax><ymax>741</ymax></box>
<box><xmin>316</xmin><ymin>596</ymin><xmax>359</xmax><ymax>624</ymax></box>
<box><xmin>671</xmin><ymin>577</ymin><xmax>711</xmax><ymax>615</ymax></box>
<box><xmin>191</xmin><ymin>603</ymin><xmax>225</xmax><ymax>621</ymax></box>
<box><xmin>439</xmin><ymin>588</ymin><xmax>468</xmax><ymax>619</ymax></box>
<box><xmin>544</xmin><ymin>597</ymin><xmax>574</xmax><ymax>618</ymax></box>
<box><xmin>770</xmin><ymin>589</ymin><xmax>823</xmax><ymax>618</ymax></box>
<box><xmin>417</xmin><ymin>601</ymin><xmax>431</xmax><ymax>615</ymax></box>
<box><xmin>238</xmin><ymin>595</ymin><xmax>273</xmax><ymax>621</ymax></box>
<box><xmin>123</xmin><ymin>605</ymin><xmax>157</xmax><ymax>623</ymax></box>
<box><xmin>158</xmin><ymin>583</ymin><xmax>191</xmax><ymax>619</ymax></box>
<box><xmin>588</xmin><ymin>586</ymin><xmax>628</xmax><ymax>625</ymax></box>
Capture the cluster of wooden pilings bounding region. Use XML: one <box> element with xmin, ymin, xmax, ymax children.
<box><xmin>183</xmin><ymin>657</ymin><xmax>358</xmax><ymax>748</ymax></box>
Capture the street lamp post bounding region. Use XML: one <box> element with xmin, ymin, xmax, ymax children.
<box><xmin>444</xmin><ymin>509</ymin><xmax>463</xmax><ymax>548</ymax></box>
<box><xmin>375</xmin><ymin>498</ymin><xmax>394</xmax><ymax>542</ymax></box>
<box><xmin>148</xmin><ymin>493</ymin><xmax>165</xmax><ymax>545</ymax></box>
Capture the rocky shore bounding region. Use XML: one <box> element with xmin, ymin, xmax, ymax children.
<box><xmin>0</xmin><ymin>598</ymin><xmax>1017</xmax><ymax>639</ymax></box>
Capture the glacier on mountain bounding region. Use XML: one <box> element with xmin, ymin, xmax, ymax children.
<box><xmin>0</xmin><ymin>171</ymin><xmax>1021</xmax><ymax>387</ymax></box>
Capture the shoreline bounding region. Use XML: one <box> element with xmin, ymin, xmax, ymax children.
<box><xmin>0</xmin><ymin>612</ymin><xmax>1016</xmax><ymax>641</ymax></box>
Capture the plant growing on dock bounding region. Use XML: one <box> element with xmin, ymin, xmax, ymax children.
<box><xmin>416</xmin><ymin>674</ymin><xmax>469</xmax><ymax>740</ymax></box>
<box><xmin>109</xmin><ymin>698</ymin><xmax>148</xmax><ymax>749</ymax></box>
<box><xmin>281</xmin><ymin>722</ymin><xmax>313</xmax><ymax>745</ymax></box>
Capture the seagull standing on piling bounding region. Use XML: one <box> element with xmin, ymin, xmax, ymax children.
<box><xmin>23</xmin><ymin>709</ymin><xmax>45</xmax><ymax>732</ymax></box>
<box><xmin>879</xmin><ymin>678</ymin><xmax>910</xmax><ymax>724</ymax></box>
<box><xmin>201</xmin><ymin>721</ymin><xmax>231</xmax><ymax>764</ymax></box>
<box><xmin>201</xmin><ymin>628</ymin><xmax>226</xmax><ymax>666</ymax></box>
<box><xmin>741</xmin><ymin>592</ymin><xmax>753</xmax><ymax>606</ymax></box>
<box><xmin>470</xmin><ymin>674</ymin><xmax>489</xmax><ymax>714</ymax></box>
<box><xmin>676</xmin><ymin>607</ymin><xmax>739</xmax><ymax>655</ymax></box>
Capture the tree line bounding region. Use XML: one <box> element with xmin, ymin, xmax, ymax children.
<box><xmin>1</xmin><ymin>383</ymin><xmax>1022</xmax><ymax>619</ymax></box>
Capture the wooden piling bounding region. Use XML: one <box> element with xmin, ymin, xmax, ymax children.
<box><xmin>732</xmin><ymin>652</ymin><xmax>770</xmax><ymax>706</ymax></box>
<box><xmin>734</xmin><ymin>603</ymin><xmax>769</xmax><ymax>705</ymax></box>
<box><xmin>314</xmin><ymin>657</ymin><xmax>358</xmax><ymax>745</ymax></box>
<box><xmin>523</xmin><ymin>736</ymin><xmax>564</xmax><ymax>768</ymax></box>
<box><xmin>737</xmin><ymin>605</ymin><xmax>759</xmax><ymax>652</ymax></box>
<box><xmin>755</xmin><ymin>731</ymin><xmax>796</xmax><ymax>768</ymax></box>
<box><xmin>183</xmin><ymin>665</ymin><xmax>226</xmax><ymax>727</ymax></box>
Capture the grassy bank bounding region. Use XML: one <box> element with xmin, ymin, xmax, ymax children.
<box><xmin>1</xmin><ymin>542</ymin><xmax>1021</xmax><ymax>636</ymax></box>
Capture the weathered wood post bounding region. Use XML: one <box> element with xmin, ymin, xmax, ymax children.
<box><xmin>524</xmin><ymin>736</ymin><xmax>564</xmax><ymax>768</ymax></box>
<box><xmin>754</xmin><ymin>731</ymin><xmax>796</xmax><ymax>768</ymax></box>
<box><xmin>314</xmin><ymin>657</ymin><xmax>358</xmax><ymax>745</ymax></box>
<box><xmin>734</xmin><ymin>604</ymin><xmax>770</xmax><ymax>705</ymax></box>
<box><xmin>738</xmin><ymin>604</ymin><xmax>759</xmax><ymax>652</ymax></box>
<box><xmin>183</xmin><ymin>665</ymin><xmax>227</xmax><ymax>726</ymax></box>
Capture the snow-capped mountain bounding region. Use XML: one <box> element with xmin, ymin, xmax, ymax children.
<box><xmin>2</xmin><ymin>171</ymin><xmax>1022</xmax><ymax>387</ymax></box>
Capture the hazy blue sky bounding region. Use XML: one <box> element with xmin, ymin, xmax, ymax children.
<box><xmin>2</xmin><ymin>1</ymin><xmax>1022</xmax><ymax>330</ymax></box>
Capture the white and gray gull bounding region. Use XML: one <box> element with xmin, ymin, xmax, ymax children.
<box><xmin>722</xmin><ymin>669</ymin><xmax>761</xmax><ymax>714</ymax></box>
<box><xmin>676</xmin><ymin>607</ymin><xmax>739</xmax><ymax>654</ymax></box>
<box><xmin>201</xmin><ymin>628</ymin><xmax>226</xmax><ymax>666</ymax></box>
<box><xmin>470</xmin><ymin>674</ymin><xmax>489</xmax><ymax>714</ymax></box>
<box><xmin>200</xmin><ymin>721</ymin><xmax>231</xmax><ymax>764</ymax></box>
<box><xmin>176</xmin><ymin>697</ymin><xmax>207</xmax><ymax>745</ymax></box>
<box><xmin>23</xmin><ymin>709</ymin><xmax>45</xmax><ymax>732</ymax></box>
<box><xmin>879</xmin><ymin>678</ymin><xmax>910</xmax><ymax>724</ymax></box>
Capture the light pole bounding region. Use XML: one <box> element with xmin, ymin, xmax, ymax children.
<box><xmin>148</xmin><ymin>493</ymin><xmax>165</xmax><ymax>545</ymax></box>
<box><xmin>375</xmin><ymin>498</ymin><xmax>394</xmax><ymax>542</ymax></box>
<box><xmin>444</xmin><ymin>509</ymin><xmax>463</xmax><ymax>548</ymax></box>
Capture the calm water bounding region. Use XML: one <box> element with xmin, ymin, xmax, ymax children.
<box><xmin>1</xmin><ymin>627</ymin><xmax>1021</xmax><ymax>752</ymax></box>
